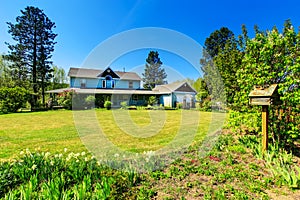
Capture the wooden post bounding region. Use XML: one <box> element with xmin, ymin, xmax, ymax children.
<box><xmin>262</xmin><ymin>105</ymin><xmax>269</xmax><ymax>151</ymax></box>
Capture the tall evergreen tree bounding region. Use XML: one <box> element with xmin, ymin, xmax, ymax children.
<box><xmin>204</xmin><ymin>27</ymin><xmax>235</xmax><ymax>58</ymax></box>
<box><xmin>5</xmin><ymin>6</ymin><xmax>57</xmax><ymax>108</ymax></box>
<box><xmin>142</xmin><ymin>51</ymin><xmax>167</xmax><ymax>89</ymax></box>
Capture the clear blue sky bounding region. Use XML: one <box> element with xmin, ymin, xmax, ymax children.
<box><xmin>1</xmin><ymin>0</ymin><xmax>300</xmax><ymax>82</ymax></box>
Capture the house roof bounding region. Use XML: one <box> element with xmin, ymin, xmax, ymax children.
<box><xmin>46</xmin><ymin>88</ymin><xmax>159</xmax><ymax>95</ymax></box>
<box><xmin>153</xmin><ymin>81</ymin><xmax>197</xmax><ymax>94</ymax></box>
<box><xmin>68</xmin><ymin>67</ymin><xmax>141</xmax><ymax>81</ymax></box>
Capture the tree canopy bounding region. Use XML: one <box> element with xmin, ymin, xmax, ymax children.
<box><xmin>142</xmin><ymin>51</ymin><xmax>167</xmax><ymax>89</ymax></box>
<box><xmin>204</xmin><ymin>20</ymin><xmax>300</xmax><ymax>149</ymax></box>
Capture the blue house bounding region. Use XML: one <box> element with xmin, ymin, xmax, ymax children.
<box><xmin>47</xmin><ymin>67</ymin><xmax>197</xmax><ymax>108</ymax></box>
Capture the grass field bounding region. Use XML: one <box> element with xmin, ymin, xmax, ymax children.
<box><xmin>2</xmin><ymin>110</ymin><xmax>300</xmax><ymax>199</ymax></box>
<box><xmin>0</xmin><ymin>109</ymin><xmax>226</xmax><ymax>161</ymax></box>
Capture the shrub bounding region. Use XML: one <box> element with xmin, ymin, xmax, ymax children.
<box><xmin>57</xmin><ymin>90</ymin><xmax>75</xmax><ymax>110</ymax></box>
<box><xmin>0</xmin><ymin>86</ymin><xmax>29</xmax><ymax>113</ymax></box>
<box><xmin>225</xmin><ymin>111</ymin><xmax>261</xmax><ymax>134</ymax></box>
<box><xmin>120</xmin><ymin>101</ymin><xmax>128</xmax><ymax>109</ymax></box>
<box><xmin>176</xmin><ymin>102</ymin><xmax>182</xmax><ymax>109</ymax></box>
<box><xmin>198</xmin><ymin>98</ymin><xmax>212</xmax><ymax>111</ymax></box>
<box><xmin>147</xmin><ymin>96</ymin><xmax>156</xmax><ymax>106</ymax></box>
<box><xmin>104</xmin><ymin>101</ymin><xmax>112</xmax><ymax>110</ymax></box>
<box><xmin>85</xmin><ymin>95</ymin><xmax>96</xmax><ymax>108</ymax></box>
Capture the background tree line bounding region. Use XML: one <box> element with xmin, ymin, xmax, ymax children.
<box><xmin>201</xmin><ymin>20</ymin><xmax>299</xmax><ymax>150</ymax></box>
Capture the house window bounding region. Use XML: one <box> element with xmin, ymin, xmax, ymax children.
<box><xmin>102</xmin><ymin>80</ymin><xmax>106</xmax><ymax>88</ymax></box>
<box><xmin>80</xmin><ymin>79</ymin><xmax>86</xmax><ymax>88</ymax></box>
<box><xmin>129</xmin><ymin>81</ymin><xmax>133</xmax><ymax>89</ymax></box>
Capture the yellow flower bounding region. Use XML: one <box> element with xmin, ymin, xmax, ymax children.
<box><xmin>31</xmin><ymin>164</ymin><xmax>37</xmax><ymax>170</ymax></box>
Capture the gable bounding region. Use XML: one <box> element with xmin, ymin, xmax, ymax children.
<box><xmin>97</xmin><ymin>67</ymin><xmax>120</xmax><ymax>79</ymax></box>
<box><xmin>175</xmin><ymin>82</ymin><xmax>196</xmax><ymax>93</ymax></box>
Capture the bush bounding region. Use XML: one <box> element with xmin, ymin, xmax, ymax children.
<box><xmin>120</xmin><ymin>101</ymin><xmax>128</xmax><ymax>109</ymax></box>
<box><xmin>0</xmin><ymin>87</ymin><xmax>29</xmax><ymax>113</ymax></box>
<box><xmin>225</xmin><ymin>111</ymin><xmax>261</xmax><ymax>135</ymax></box>
<box><xmin>147</xmin><ymin>96</ymin><xmax>156</xmax><ymax>106</ymax></box>
<box><xmin>85</xmin><ymin>95</ymin><xmax>96</xmax><ymax>108</ymax></box>
<box><xmin>104</xmin><ymin>101</ymin><xmax>112</xmax><ymax>110</ymax></box>
<box><xmin>57</xmin><ymin>90</ymin><xmax>75</xmax><ymax>110</ymax></box>
<box><xmin>198</xmin><ymin>98</ymin><xmax>212</xmax><ymax>111</ymax></box>
<box><xmin>176</xmin><ymin>102</ymin><xmax>182</xmax><ymax>109</ymax></box>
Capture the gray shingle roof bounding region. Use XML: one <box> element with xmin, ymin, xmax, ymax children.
<box><xmin>153</xmin><ymin>81</ymin><xmax>196</xmax><ymax>93</ymax></box>
<box><xmin>68</xmin><ymin>67</ymin><xmax>141</xmax><ymax>81</ymax></box>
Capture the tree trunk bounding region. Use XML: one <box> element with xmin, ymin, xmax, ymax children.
<box><xmin>32</xmin><ymin>24</ymin><xmax>38</xmax><ymax>110</ymax></box>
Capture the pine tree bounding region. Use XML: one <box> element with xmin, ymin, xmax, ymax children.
<box><xmin>142</xmin><ymin>51</ymin><xmax>167</xmax><ymax>89</ymax></box>
<box><xmin>6</xmin><ymin>6</ymin><xmax>57</xmax><ymax>108</ymax></box>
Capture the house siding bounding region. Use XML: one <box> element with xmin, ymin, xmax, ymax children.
<box><xmin>173</xmin><ymin>92</ymin><xmax>196</xmax><ymax>108</ymax></box>
<box><xmin>116</xmin><ymin>80</ymin><xmax>140</xmax><ymax>89</ymax></box>
<box><xmin>70</xmin><ymin>77</ymin><xmax>140</xmax><ymax>89</ymax></box>
<box><xmin>71</xmin><ymin>77</ymin><xmax>100</xmax><ymax>88</ymax></box>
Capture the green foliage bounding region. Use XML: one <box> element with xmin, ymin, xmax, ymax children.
<box><xmin>104</xmin><ymin>100</ymin><xmax>112</xmax><ymax>110</ymax></box>
<box><xmin>85</xmin><ymin>95</ymin><xmax>95</xmax><ymax>108</ymax></box>
<box><xmin>0</xmin><ymin>86</ymin><xmax>29</xmax><ymax>113</ymax></box>
<box><xmin>234</xmin><ymin>20</ymin><xmax>300</xmax><ymax>148</ymax></box>
<box><xmin>186</xmin><ymin>77</ymin><xmax>209</xmax><ymax>102</ymax></box>
<box><xmin>226</xmin><ymin>110</ymin><xmax>261</xmax><ymax>134</ymax></box>
<box><xmin>0</xmin><ymin>150</ymin><xmax>142</xmax><ymax>199</ymax></box>
<box><xmin>198</xmin><ymin>97</ymin><xmax>212</xmax><ymax>111</ymax></box>
<box><xmin>147</xmin><ymin>96</ymin><xmax>157</xmax><ymax>106</ymax></box>
<box><xmin>239</xmin><ymin>135</ymin><xmax>300</xmax><ymax>189</ymax></box>
<box><xmin>0</xmin><ymin>55</ymin><xmax>15</xmax><ymax>88</ymax></box>
<box><xmin>176</xmin><ymin>102</ymin><xmax>182</xmax><ymax>109</ymax></box>
<box><xmin>51</xmin><ymin>65</ymin><xmax>67</xmax><ymax>88</ymax></box>
<box><xmin>203</xmin><ymin>27</ymin><xmax>235</xmax><ymax>58</ymax></box>
<box><xmin>5</xmin><ymin>6</ymin><xmax>57</xmax><ymax>107</ymax></box>
<box><xmin>201</xmin><ymin>27</ymin><xmax>244</xmax><ymax>106</ymax></box>
<box><xmin>120</xmin><ymin>101</ymin><xmax>128</xmax><ymax>109</ymax></box>
<box><xmin>142</xmin><ymin>51</ymin><xmax>167</xmax><ymax>89</ymax></box>
<box><xmin>57</xmin><ymin>89</ymin><xmax>75</xmax><ymax>110</ymax></box>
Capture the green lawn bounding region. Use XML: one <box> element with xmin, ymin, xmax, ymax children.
<box><xmin>0</xmin><ymin>109</ymin><xmax>225</xmax><ymax>161</ymax></box>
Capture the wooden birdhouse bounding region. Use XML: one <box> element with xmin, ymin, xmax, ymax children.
<box><xmin>248</xmin><ymin>84</ymin><xmax>281</xmax><ymax>152</ymax></box>
<box><xmin>249</xmin><ymin>84</ymin><xmax>280</xmax><ymax>106</ymax></box>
